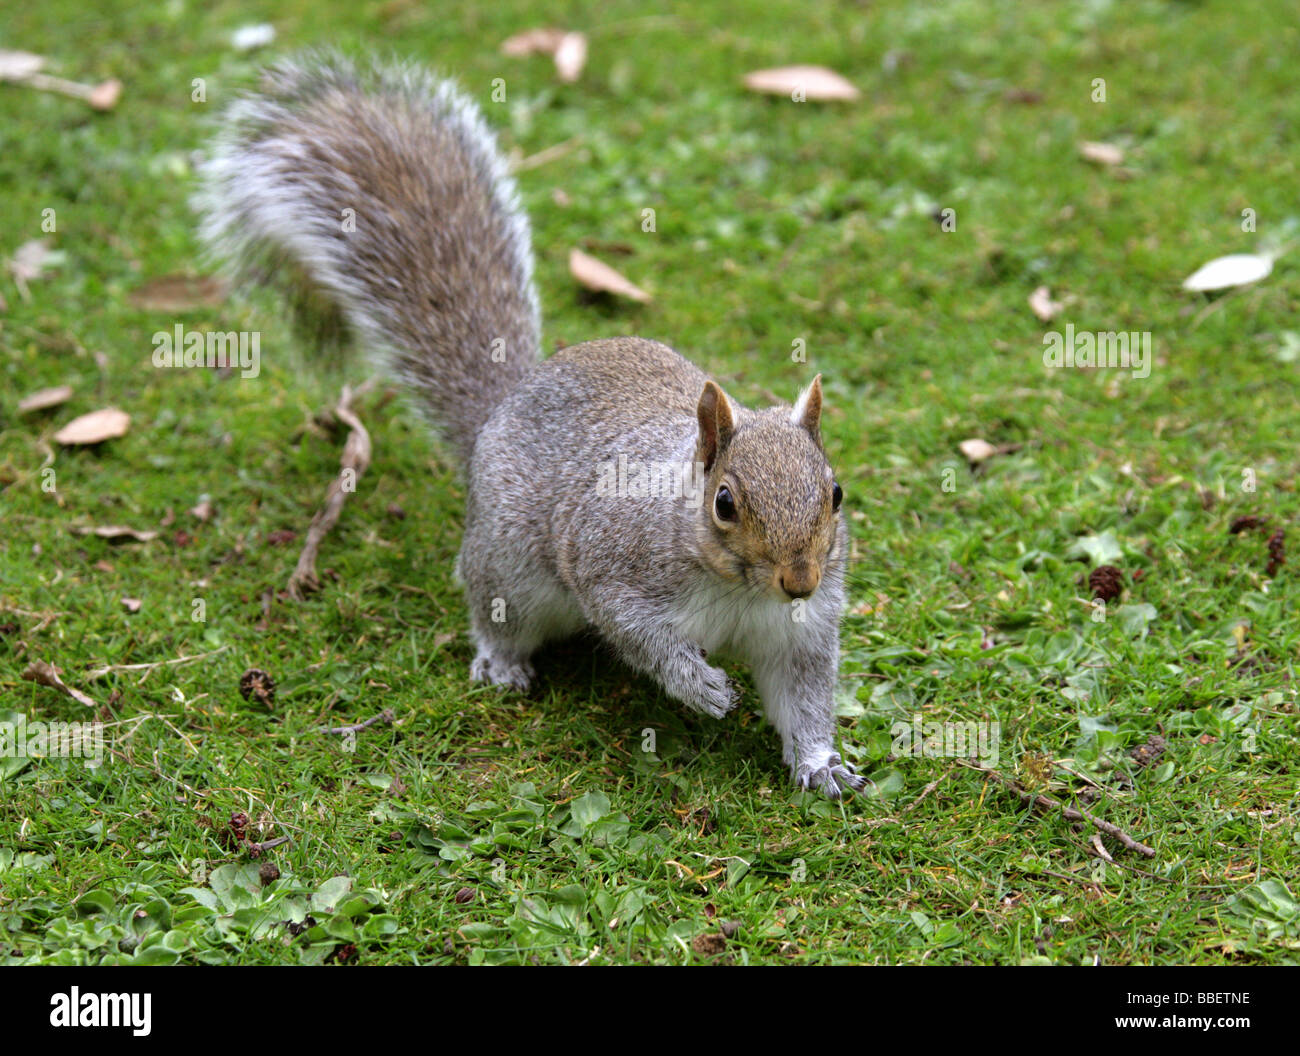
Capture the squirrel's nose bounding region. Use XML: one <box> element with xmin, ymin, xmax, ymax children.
<box><xmin>779</xmin><ymin>566</ymin><xmax>819</xmax><ymax>600</ymax></box>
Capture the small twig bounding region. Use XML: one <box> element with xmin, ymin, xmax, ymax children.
<box><xmin>1066</xmin><ymin>837</ymin><xmax>1173</xmax><ymax>883</ymax></box>
<box><xmin>904</xmin><ymin>766</ymin><xmax>954</xmax><ymax>814</ymax></box>
<box><xmin>11</xmin><ymin>72</ymin><xmax>122</xmax><ymax>110</ymax></box>
<box><xmin>245</xmin><ymin>836</ymin><xmax>290</xmax><ymax>856</ymax></box>
<box><xmin>1090</xmin><ymin>832</ymin><xmax>1115</xmax><ymax>863</ymax></box>
<box><xmin>1052</xmin><ymin>761</ymin><xmax>1103</xmax><ymax>789</ymax></box>
<box><xmin>321</xmin><ymin>709</ymin><xmax>394</xmax><ymax>735</ymax></box>
<box><xmin>511</xmin><ymin>137</ymin><xmax>582</xmax><ymax>172</ymax></box>
<box><xmin>2</xmin><ymin>601</ymin><xmax>61</xmax><ymax>634</ymax></box>
<box><xmin>959</xmin><ymin>759</ymin><xmax>1156</xmax><ymax>858</ymax></box>
<box><xmin>1039</xmin><ymin>868</ymin><xmax>1103</xmax><ymax>892</ymax></box>
<box><xmin>85</xmin><ymin>645</ymin><xmax>230</xmax><ymax>681</ymax></box>
<box><xmin>289</xmin><ymin>381</ymin><xmax>375</xmax><ymax>600</ymax></box>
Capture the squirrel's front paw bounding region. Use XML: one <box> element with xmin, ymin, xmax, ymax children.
<box><xmin>667</xmin><ymin>654</ymin><xmax>738</xmax><ymax>719</ymax></box>
<box><xmin>794</xmin><ymin>751</ymin><xmax>865</xmax><ymax>800</ymax></box>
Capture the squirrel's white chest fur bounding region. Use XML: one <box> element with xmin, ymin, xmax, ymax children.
<box><xmin>667</xmin><ymin>576</ymin><xmax>828</xmax><ymax>662</ymax></box>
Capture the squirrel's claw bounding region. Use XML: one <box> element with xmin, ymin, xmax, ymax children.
<box><xmin>689</xmin><ymin>670</ymin><xmax>739</xmax><ymax>719</ymax></box>
<box><xmin>795</xmin><ymin>752</ymin><xmax>865</xmax><ymax>800</ymax></box>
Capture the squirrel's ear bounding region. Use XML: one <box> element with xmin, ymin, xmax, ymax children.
<box><xmin>791</xmin><ymin>374</ymin><xmax>823</xmax><ymax>439</ymax></box>
<box><xmin>696</xmin><ymin>380</ymin><xmax>736</xmax><ymax>472</ymax></box>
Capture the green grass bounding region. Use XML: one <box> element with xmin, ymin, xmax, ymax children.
<box><xmin>2</xmin><ymin>0</ymin><xmax>1298</xmax><ymax>964</ymax></box>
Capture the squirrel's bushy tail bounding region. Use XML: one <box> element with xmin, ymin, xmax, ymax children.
<box><xmin>196</xmin><ymin>51</ymin><xmax>540</xmax><ymax>465</ymax></box>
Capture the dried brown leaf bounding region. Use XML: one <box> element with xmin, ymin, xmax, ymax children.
<box><xmin>18</xmin><ymin>385</ymin><xmax>74</xmax><ymax>414</ymax></box>
<box><xmin>554</xmin><ymin>32</ymin><xmax>588</xmax><ymax>83</ymax></box>
<box><xmin>500</xmin><ymin>27</ymin><xmax>567</xmax><ymax>56</ymax></box>
<box><xmin>10</xmin><ymin>239</ymin><xmax>57</xmax><ymax>285</ymax></box>
<box><xmin>1079</xmin><ymin>141</ymin><xmax>1123</xmax><ymax>166</ymax></box>
<box><xmin>1182</xmin><ymin>253</ymin><xmax>1273</xmax><ymax>292</ymax></box>
<box><xmin>1028</xmin><ymin>285</ymin><xmax>1062</xmax><ymax>322</ymax></box>
<box><xmin>71</xmin><ymin>524</ymin><xmax>159</xmax><ymax>542</ymax></box>
<box><xmin>958</xmin><ymin>438</ymin><xmax>998</xmax><ymax>463</ymax></box>
<box><xmin>743</xmin><ymin>66</ymin><xmax>860</xmax><ymax>102</ymax></box>
<box><xmin>569</xmin><ymin>248</ymin><xmax>651</xmax><ymax>303</ymax></box>
<box><xmin>54</xmin><ymin>407</ymin><xmax>130</xmax><ymax>445</ymax></box>
<box><xmin>87</xmin><ymin>78</ymin><xmax>122</xmax><ymax>112</ymax></box>
<box><xmin>21</xmin><ymin>660</ymin><xmax>96</xmax><ymax>707</ymax></box>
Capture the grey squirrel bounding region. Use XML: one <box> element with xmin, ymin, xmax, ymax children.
<box><xmin>197</xmin><ymin>52</ymin><xmax>864</xmax><ymax>798</ymax></box>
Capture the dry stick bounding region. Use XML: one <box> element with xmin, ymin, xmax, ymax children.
<box><xmin>1066</xmin><ymin>836</ymin><xmax>1172</xmax><ymax>883</ymax></box>
<box><xmin>18</xmin><ymin>72</ymin><xmax>122</xmax><ymax>110</ymax></box>
<box><xmin>245</xmin><ymin>836</ymin><xmax>290</xmax><ymax>856</ymax></box>
<box><xmin>958</xmin><ymin>759</ymin><xmax>1156</xmax><ymax>858</ymax></box>
<box><xmin>903</xmin><ymin>765</ymin><xmax>954</xmax><ymax>814</ymax></box>
<box><xmin>86</xmin><ymin>645</ymin><xmax>230</xmax><ymax>681</ymax></box>
<box><xmin>3</xmin><ymin>603</ymin><xmax>61</xmax><ymax>634</ymax></box>
<box><xmin>321</xmin><ymin>709</ymin><xmax>394</xmax><ymax>736</ymax></box>
<box><xmin>288</xmin><ymin>382</ymin><xmax>374</xmax><ymax>601</ymax></box>
<box><xmin>512</xmin><ymin>137</ymin><xmax>582</xmax><ymax>172</ymax></box>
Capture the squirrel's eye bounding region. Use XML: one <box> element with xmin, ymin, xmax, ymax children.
<box><xmin>714</xmin><ymin>485</ymin><xmax>738</xmax><ymax>522</ymax></box>
<box><xmin>832</xmin><ymin>482</ymin><xmax>843</xmax><ymax>511</ymax></box>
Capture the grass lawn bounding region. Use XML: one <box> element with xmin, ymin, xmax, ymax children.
<box><xmin>1</xmin><ymin>0</ymin><xmax>1297</xmax><ymax>965</ymax></box>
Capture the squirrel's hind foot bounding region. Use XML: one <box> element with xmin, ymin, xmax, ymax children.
<box><xmin>470</xmin><ymin>648</ymin><xmax>535</xmax><ymax>692</ymax></box>
<box><xmin>794</xmin><ymin>752</ymin><xmax>866</xmax><ymax>800</ymax></box>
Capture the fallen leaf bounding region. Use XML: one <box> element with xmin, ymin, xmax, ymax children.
<box><xmin>87</xmin><ymin>78</ymin><xmax>122</xmax><ymax>112</ymax></box>
<box><xmin>1067</xmin><ymin>531</ymin><xmax>1124</xmax><ymax>566</ymax></box>
<box><xmin>500</xmin><ymin>27</ymin><xmax>587</xmax><ymax>82</ymax></box>
<box><xmin>54</xmin><ymin>407</ymin><xmax>130</xmax><ymax>445</ymax></box>
<box><xmin>958</xmin><ymin>438</ymin><xmax>998</xmax><ymax>463</ymax></box>
<box><xmin>121</xmin><ymin>597</ymin><xmax>142</xmax><ymax>613</ymax></box>
<box><xmin>71</xmin><ymin>525</ymin><xmax>159</xmax><ymax>542</ymax></box>
<box><xmin>569</xmin><ymin>248</ymin><xmax>651</xmax><ymax>303</ymax></box>
<box><xmin>1028</xmin><ymin>285</ymin><xmax>1061</xmax><ymax>322</ymax></box>
<box><xmin>743</xmin><ymin>66</ymin><xmax>860</xmax><ymax>102</ymax></box>
<box><xmin>231</xmin><ymin>24</ymin><xmax>276</xmax><ymax>51</ymax></box>
<box><xmin>0</xmin><ymin>50</ymin><xmax>46</xmax><ymax>81</ymax></box>
<box><xmin>11</xmin><ymin>239</ymin><xmax>52</xmax><ymax>277</ymax></box>
<box><xmin>553</xmin><ymin>31</ymin><xmax>588</xmax><ymax>83</ymax></box>
<box><xmin>20</xmin><ymin>660</ymin><xmax>96</xmax><ymax>707</ymax></box>
<box><xmin>1182</xmin><ymin>253</ymin><xmax>1273</xmax><ymax>292</ymax></box>
<box><xmin>18</xmin><ymin>385</ymin><xmax>74</xmax><ymax>414</ymax></box>
<box><xmin>188</xmin><ymin>498</ymin><xmax>215</xmax><ymax>522</ymax></box>
<box><xmin>500</xmin><ymin>27</ymin><xmax>567</xmax><ymax>56</ymax></box>
<box><xmin>127</xmin><ymin>274</ymin><xmax>228</xmax><ymax>312</ymax></box>
<box><xmin>9</xmin><ymin>239</ymin><xmax>63</xmax><ymax>299</ymax></box>
<box><xmin>1079</xmin><ymin>141</ymin><xmax>1124</xmax><ymax>166</ymax></box>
